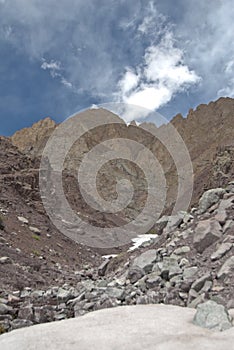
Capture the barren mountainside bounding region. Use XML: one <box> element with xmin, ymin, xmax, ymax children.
<box><xmin>10</xmin><ymin>97</ymin><xmax>234</xmax><ymax>210</ymax></box>
<box><xmin>0</xmin><ymin>97</ymin><xmax>233</xmax><ymax>337</ymax></box>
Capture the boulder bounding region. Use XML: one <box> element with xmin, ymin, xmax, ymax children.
<box><xmin>158</xmin><ymin>256</ymin><xmax>182</xmax><ymax>280</ymax></box>
<box><xmin>193</xmin><ymin>300</ymin><xmax>233</xmax><ymax>331</ymax></box>
<box><xmin>197</xmin><ymin>188</ymin><xmax>225</xmax><ymax>214</ymax></box>
<box><xmin>183</xmin><ymin>266</ymin><xmax>198</xmax><ymax>279</ymax></box>
<box><xmin>191</xmin><ymin>273</ymin><xmax>212</xmax><ymax>293</ymax></box>
<box><xmin>127</xmin><ymin>266</ymin><xmax>144</xmax><ymax>284</ymax></box>
<box><xmin>193</xmin><ymin>219</ymin><xmax>222</xmax><ymax>253</ymax></box>
<box><xmin>0</xmin><ymin>304</ymin><xmax>12</xmax><ymax>315</ymax></box>
<box><xmin>132</xmin><ymin>249</ymin><xmax>157</xmax><ymax>273</ymax></box>
<box><xmin>145</xmin><ymin>273</ymin><xmax>162</xmax><ymax>288</ymax></box>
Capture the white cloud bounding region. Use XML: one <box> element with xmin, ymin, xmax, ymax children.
<box><xmin>117</xmin><ymin>30</ymin><xmax>201</xmax><ymax>118</ymax></box>
<box><xmin>118</xmin><ymin>69</ymin><xmax>139</xmax><ymax>95</ymax></box>
<box><xmin>173</xmin><ymin>0</ymin><xmax>234</xmax><ymax>102</ymax></box>
<box><xmin>126</xmin><ymin>86</ymin><xmax>171</xmax><ymax>111</ymax></box>
<box><xmin>137</xmin><ymin>1</ymin><xmax>166</xmax><ymax>36</ymax></box>
<box><xmin>41</xmin><ymin>60</ymin><xmax>61</xmax><ymax>71</ymax></box>
<box><xmin>218</xmin><ymin>59</ymin><xmax>234</xmax><ymax>97</ymax></box>
<box><xmin>1</xmin><ymin>25</ymin><xmax>12</xmax><ymax>39</ymax></box>
<box><xmin>144</xmin><ymin>34</ymin><xmax>199</xmax><ymax>88</ymax></box>
<box><xmin>61</xmin><ymin>77</ymin><xmax>73</xmax><ymax>88</ymax></box>
<box><xmin>41</xmin><ymin>59</ymin><xmax>61</xmax><ymax>78</ymax></box>
<box><xmin>225</xmin><ymin>60</ymin><xmax>234</xmax><ymax>74</ymax></box>
<box><xmin>41</xmin><ymin>59</ymin><xmax>73</xmax><ymax>89</ymax></box>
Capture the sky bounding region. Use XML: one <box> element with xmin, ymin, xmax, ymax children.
<box><xmin>0</xmin><ymin>0</ymin><xmax>234</xmax><ymax>135</ymax></box>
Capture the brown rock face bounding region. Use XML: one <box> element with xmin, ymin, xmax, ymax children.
<box><xmin>10</xmin><ymin>97</ymin><xmax>234</xmax><ymax>214</ymax></box>
<box><xmin>11</xmin><ymin>117</ymin><xmax>56</xmax><ymax>156</ymax></box>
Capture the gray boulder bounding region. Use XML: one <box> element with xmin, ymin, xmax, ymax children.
<box><xmin>197</xmin><ymin>188</ymin><xmax>225</xmax><ymax>214</ymax></box>
<box><xmin>193</xmin><ymin>300</ymin><xmax>233</xmax><ymax>331</ymax></box>
<box><xmin>193</xmin><ymin>219</ymin><xmax>222</xmax><ymax>253</ymax></box>
<box><xmin>132</xmin><ymin>249</ymin><xmax>157</xmax><ymax>273</ymax></box>
<box><xmin>127</xmin><ymin>266</ymin><xmax>144</xmax><ymax>284</ymax></box>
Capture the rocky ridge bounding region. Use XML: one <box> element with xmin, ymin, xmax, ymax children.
<box><xmin>10</xmin><ymin>97</ymin><xmax>234</xmax><ymax>211</ymax></box>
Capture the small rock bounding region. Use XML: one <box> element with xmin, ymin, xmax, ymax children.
<box><xmin>179</xmin><ymin>258</ymin><xmax>190</xmax><ymax>267</ymax></box>
<box><xmin>160</xmin><ymin>257</ymin><xmax>182</xmax><ymax>280</ymax></box>
<box><xmin>0</xmin><ymin>237</ymin><xmax>6</xmax><ymax>243</ymax></box>
<box><xmin>0</xmin><ymin>257</ymin><xmax>12</xmax><ymax>264</ymax></box>
<box><xmin>227</xmin><ymin>299</ymin><xmax>234</xmax><ymax>309</ymax></box>
<box><xmin>98</xmin><ymin>259</ymin><xmax>110</xmax><ymax>277</ymax></box>
<box><xmin>223</xmin><ymin>220</ymin><xmax>234</xmax><ymax>232</ymax></box>
<box><xmin>17</xmin><ymin>216</ymin><xmax>29</xmax><ymax>225</ymax></box>
<box><xmin>0</xmin><ymin>303</ymin><xmax>12</xmax><ymax>315</ymax></box>
<box><xmin>54</xmin><ymin>313</ymin><xmax>67</xmax><ymax>321</ymax></box>
<box><xmin>18</xmin><ymin>304</ymin><xmax>34</xmax><ymax>321</ymax></box>
<box><xmin>200</xmin><ymin>280</ymin><xmax>212</xmax><ymax>293</ymax></box>
<box><xmin>29</xmin><ymin>226</ymin><xmax>41</xmax><ymax>235</ymax></box>
<box><xmin>211</xmin><ymin>243</ymin><xmax>233</xmax><ymax>261</ymax></box>
<box><xmin>183</xmin><ymin>266</ymin><xmax>198</xmax><ymax>279</ymax></box>
<box><xmin>217</xmin><ymin>256</ymin><xmax>234</xmax><ymax>279</ymax></box>
<box><xmin>127</xmin><ymin>266</ymin><xmax>144</xmax><ymax>284</ymax></box>
<box><xmin>106</xmin><ymin>287</ymin><xmax>125</xmax><ymax>301</ymax></box>
<box><xmin>10</xmin><ymin>319</ymin><xmax>33</xmax><ymax>330</ymax></box>
<box><xmin>153</xmin><ymin>216</ymin><xmax>169</xmax><ymax>235</ymax></box>
<box><xmin>57</xmin><ymin>288</ymin><xmax>71</xmax><ymax>301</ymax></box>
<box><xmin>174</xmin><ymin>246</ymin><xmax>190</xmax><ymax>255</ymax></box>
<box><xmin>30</xmin><ymin>290</ymin><xmax>44</xmax><ymax>299</ymax></box>
<box><xmin>188</xmin><ymin>293</ymin><xmax>206</xmax><ymax>308</ymax></box>
<box><xmin>164</xmin><ymin>212</ymin><xmax>186</xmax><ymax>233</ymax></box>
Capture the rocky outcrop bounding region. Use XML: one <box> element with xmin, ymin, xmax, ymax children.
<box><xmin>11</xmin><ymin>117</ymin><xmax>56</xmax><ymax>156</ymax></box>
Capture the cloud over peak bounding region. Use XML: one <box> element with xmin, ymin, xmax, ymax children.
<box><xmin>118</xmin><ymin>29</ymin><xmax>201</xmax><ymax>114</ymax></box>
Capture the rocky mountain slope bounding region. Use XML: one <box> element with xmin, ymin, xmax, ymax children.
<box><xmin>0</xmin><ymin>136</ymin><xmax>102</xmax><ymax>292</ymax></box>
<box><xmin>0</xmin><ymin>97</ymin><xmax>233</xmax><ymax>336</ymax></box>
<box><xmin>10</xmin><ymin>97</ymin><xmax>234</xmax><ymax>213</ymax></box>
<box><xmin>0</xmin><ymin>182</ymin><xmax>233</xmax><ymax>334</ymax></box>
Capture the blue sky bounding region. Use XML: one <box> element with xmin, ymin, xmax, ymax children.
<box><xmin>0</xmin><ymin>0</ymin><xmax>233</xmax><ymax>135</ymax></box>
